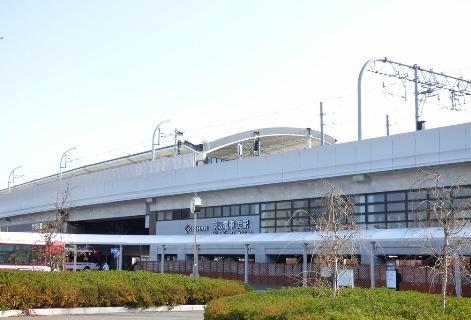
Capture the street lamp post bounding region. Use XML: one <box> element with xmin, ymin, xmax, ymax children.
<box><xmin>152</xmin><ymin>120</ymin><xmax>170</xmax><ymax>161</ymax></box>
<box><xmin>190</xmin><ymin>194</ymin><xmax>202</xmax><ymax>278</ymax></box>
<box><xmin>7</xmin><ymin>166</ymin><xmax>23</xmax><ymax>192</ymax></box>
<box><xmin>59</xmin><ymin>147</ymin><xmax>77</xmax><ymax>180</ymax></box>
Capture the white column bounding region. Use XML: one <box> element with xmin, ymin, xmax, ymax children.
<box><xmin>370</xmin><ymin>242</ymin><xmax>376</xmax><ymax>288</ymax></box>
<box><xmin>303</xmin><ymin>243</ymin><xmax>308</xmax><ymax>287</ymax></box>
<box><xmin>244</xmin><ymin>244</ymin><xmax>249</xmax><ymax>284</ymax></box>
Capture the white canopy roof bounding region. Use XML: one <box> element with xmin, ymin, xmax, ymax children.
<box><xmin>1</xmin><ymin>228</ymin><xmax>469</xmax><ymax>246</ymax></box>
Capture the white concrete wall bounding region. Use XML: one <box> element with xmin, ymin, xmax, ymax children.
<box><xmin>1</xmin><ymin>123</ymin><xmax>471</xmax><ymax>219</ymax></box>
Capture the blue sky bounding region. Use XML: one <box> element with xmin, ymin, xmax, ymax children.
<box><xmin>1</xmin><ymin>0</ymin><xmax>471</xmax><ymax>188</ymax></box>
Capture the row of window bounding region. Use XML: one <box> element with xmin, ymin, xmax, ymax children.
<box><xmin>155</xmin><ymin>186</ymin><xmax>471</xmax><ymax>233</ymax></box>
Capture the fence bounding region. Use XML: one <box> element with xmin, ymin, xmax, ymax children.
<box><xmin>137</xmin><ymin>260</ymin><xmax>471</xmax><ymax>297</ymax></box>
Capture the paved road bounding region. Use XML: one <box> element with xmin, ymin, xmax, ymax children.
<box><xmin>15</xmin><ymin>311</ymin><xmax>204</xmax><ymax>320</ymax></box>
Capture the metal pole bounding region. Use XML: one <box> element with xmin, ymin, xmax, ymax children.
<box><xmin>357</xmin><ymin>57</ymin><xmax>387</xmax><ymax>140</ymax></box>
<box><xmin>73</xmin><ymin>244</ymin><xmax>77</xmax><ymax>272</ymax></box>
<box><xmin>413</xmin><ymin>64</ymin><xmax>419</xmax><ymax>131</ymax></box>
<box><xmin>152</xmin><ymin>120</ymin><xmax>170</xmax><ymax>161</ymax></box>
<box><xmin>161</xmin><ymin>245</ymin><xmax>165</xmax><ymax>274</ymax></box>
<box><xmin>320</xmin><ymin>102</ymin><xmax>324</xmax><ymax>146</ymax></box>
<box><xmin>193</xmin><ymin>211</ymin><xmax>199</xmax><ymax>278</ymax></box>
<box><xmin>119</xmin><ymin>245</ymin><xmax>123</xmax><ymax>270</ymax></box>
<box><xmin>303</xmin><ymin>243</ymin><xmax>308</xmax><ymax>287</ymax></box>
<box><xmin>59</xmin><ymin>147</ymin><xmax>76</xmax><ymax>180</ymax></box>
<box><xmin>386</xmin><ymin>114</ymin><xmax>390</xmax><ymax>136</ymax></box>
<box><xmin>454</xmin><ymin>251</ymin><xmax>462</xmax><ymax>297</ymax></box>
<box><xmin>7</xmin><ymin>166</ymin><xmax>22</xmax><ymax>192</ymax></box>
<box><xmin>370</xmin><ymin>242</ymin><xmax>376</xmax><ymax>288</ymax></box>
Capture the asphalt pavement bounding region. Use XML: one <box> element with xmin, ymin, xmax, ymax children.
<box><xmin>14</xmin><ymin>311</ymin><xmax>204</xmax><ymax>320</ymax></box>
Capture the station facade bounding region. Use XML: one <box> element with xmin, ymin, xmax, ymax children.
<box><xmin>1</xmin><ymin>124</ymin><xmax>470</xmax><ymax>267</ymax></box>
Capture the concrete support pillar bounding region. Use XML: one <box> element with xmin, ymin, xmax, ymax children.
<box><xmin>244</xmin><ymin>244</ymin><xmax>249</xmax><ymax>284</ymax></box>
<box><xmin>72</xmin><ymin>244</ymin><xmax>77</xmax><ymax>272</ymax></box>
<box><xmin>161</xmin><ymin>245</ymin><xmax>165</xmax><ymax>274</ymax></box>
<box><xmin>177</xmin><ymin>247</ymin><xmax>186</xmax><ymax>261</ymax></box>
<box><xmin>303</xmin><ymin>243</ymin><xmax>308</xmax><ymax>287</ymax></box>
<box><xmin>255</xmin><ymin>244</ymin><xmax>268</xmax><ymax>263</ymax></box>
<box><xmin>454</xmin><ymin>252</ymin><xmax>462</xmax><ymax>297</ymax></box>
<box><xmin>370</xmin><ymin>242</ymin><xmax>376</xmax><ymax>288</ymax></box>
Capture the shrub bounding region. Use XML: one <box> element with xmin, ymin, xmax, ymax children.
<box><xmin>204</xmin><ymin>287</ymin><xmax>471</xmax><ymax>320</ymax></box>
<box><xmin>0</xmin><ymin>271</ymin><xmax>248</xmax><ymax>310</ymax></box>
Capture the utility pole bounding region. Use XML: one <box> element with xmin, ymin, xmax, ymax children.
<box><xmin>413</xmin><ymin>64</ymin><xmax>419</xmax><ymax>131</ymax></box>
<box><xmin>386</xmin><ymin>114</ymin><xmax>390</xmax><ymax>136</ymax></box>
<box><xmin>320</xmin><ymin>102</ymin><xmax>325</xmax><ymax>146</ymax></box>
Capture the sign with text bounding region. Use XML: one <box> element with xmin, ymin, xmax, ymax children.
<box><xmin>156</xmin><ymin>215</ymin><xmax>259</xmax><ymax>235</ymax></box>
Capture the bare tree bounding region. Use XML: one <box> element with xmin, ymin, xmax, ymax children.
<box><xmin>312</xmin><ymin>182</ymin><xmax>359</xmax><ymax>297</ymax></box>
<box><xmin>413</xmin><ymin>168</ymin><xmax>471</xmax><ymax>309</ymax></box>
<box><xmin>35</xmin><ymin>180</ymin><xmax>72</xmax><ymax>270</ymax></box>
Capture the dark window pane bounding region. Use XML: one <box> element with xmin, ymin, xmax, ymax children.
<box><xmin>222</xmin><ymin>206</ymin><xmax>230</xmax><ymax>217</ymax></box>
<box><xmin>387</xmin><ymin>212</ymin><xmax>406</xmax><ymax>221</ymax></box>
<box><xmin>292</xmin><ymin>217</ymin><xmax>308</xmax><ymax>226</ymax></box>
<box><xmin>293</xmin><ymin>200</ymin><xmax>309</xmax><ymax>208</ymax></box>
<box><xmin>276</xmin><ymin>219</ymin><xmax>291</xmax><ymax>227</ymax></box>
<box><xmin>408</xmin><ymin>190</ymin><xmax>427</xmax><ymax>200</ymax></box>
<box><xmin>355</xmin><ymin>205</ymin><xmax>366</xmax><ymax>214</ymax></box>
<box><xmin>355</xmin><ymin>214</ymin><xmax>366</xmax><ymax>223</ymax></box>
<box><xmin>261</xmin><ymin>203</ymin><xmax>275</xmax><ymax>211</ymax></box>
<box><xmin>292</xmin><ymin>226</ymin><xmax>310</xmax><ymax>232</ymax></box>
<box><xmin>250</xmin><ymin>204</ymin><xmax>260</xmax><ymax>215</ymax></box>
<box><xmin>367</xmin><ymin>204</ymin><xmax>385</xmax><ymax>213</ymax></box>
<box><xmin>293</xmin><ymin>209</ymin><xmax>309</xmax><ymax>217</ymax></box>
<box><xmin>164</xmin><ymin>211</ymin><xmax>172</xmax><ymax>220</ymax></box>
<box><xmin>408</xmin><ymin>200</ymin><xmax>427</xmax><ymax>211</ymax></box>
<box><xmin>387</xmin><ymin>203</ymin><xmax>405</xmax><ymax>211</ymax></box>
<box><xmin>172</xmin><ymin>210</ymin><xmax>181</xmax><ymax>220</ymax></box>
<box><xmin>408</xmin><ymin>211</ymin><xmax>428</xmax><ymax>221</ymax></box>
<box><xmin>240</xmin><ymin>204</ymin><xmax>250</xmax><ymax>216</ymax></box>
<box><xmin>310</xmin><ymin>198</ymin><xmax>324</xmax><ymax>207</ymax></box>
<box><xmin>367</xmin><ymin>194</ymin><xmax>385</xmax><ymax>203</ymax></box>
<box><xmin>261</xmin><ymin>211</ymin><xmax>275</xmax><ymax>219</ymax></box>
<box><xmin>206</xmin><ymin>207</ymin><xmax>214</xmax><ymax>218</ymax></box>
<box><xmin>213</xmin><ymin>207</ymin><xmax>222</xmax><ymax>217</ymax></box>
<box><xmin>261</xmin><ymin>220</ymin><xmax>275</xmax><ymax>227</ymax></box>
<box><xmin>368</xmin><ymin>214</ymin><xmax>385</xmax><ymax>222</ymax></box>
<box><xmin>181</xmin><ymin>208</ymin><xmax>190</xmax><ymax>219</ymax></box>
<box><xmin>387</xmin><ymin>192</ymin><xmax>406</xmax><ymax>202</ymax></box>
<box><xmin>230</xmin><ymin>205</ymin><xmax>240</xmax><ymax>216</ymax></box>
<box><xmin>157</xmin><ymin>212</ymin><xmax>165</xmax><ymax>221</ymax></box>
<box><xmin>276</xmin><ymin>226</ymin><xmax>291</xmax><ymax>233</ymax></box>
<box><xmin>276</xmin><ymin>210</ymin><xmax>291</xmax><ymax>218</ymax></box>
<box><xmin>367</xmin><ymin>222</ymin><xmax>386</xmax><ymax>229</ymax></box>
<box><xmin>354</xmin><ymin>195</ymin><xmax>366</xmax><ymax>204</ymax></box>
<box><xmin>277</xmin><ymin>201</ymin><xmax>291</xmax><ymax>210</ymax></box>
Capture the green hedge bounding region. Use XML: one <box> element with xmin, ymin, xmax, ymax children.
<box><xmin>0</xmin><ymin>271</ymin><xmax>249</xmax><ymax>310</ymax></box>
<box><xmin>205</xmin><ymin>287</ymin><xmax>471</xmax><ymax>320</ymax></box>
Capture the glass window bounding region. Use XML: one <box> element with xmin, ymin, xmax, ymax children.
<box><xmin>164</xmin><ymin>211</ymin><xmax>172</xmax><ymax>220</ymax></box>
<box><xmin>367</xmin><ymin>222</ymin><xmax>386</xmax><ymax>229</ymax></box>
<box><xmin>292</xmin><ymin>226</ymin><xmax>311</xmax><ymax>232</ymax></box>
<box><xmin>293</xmin><ymin>200</ymin><xmax>309</xmax><ymax>209</ymax></box>
<box><xmin>261</xmin><ymin>211</ymin><xmax>275</xmax><ymax>219</ymax></box>
<box><xmin>367</xmin><ymin>204</ymin><xmax>385</xmax><ymax>213</ymax></box>
<box><xmin>277</xmin><ymin>201</ymin><xmax>291</xmax><ymax>210</ymax></box>
<box><xmin>241</xmin><ymin>204</ymin><xmax>250</xmax><ymax>216</ymax></box>
<box><xmin>157</xmin><ymin>212</ymin><xmax>165</xmax><ymax>221</ymax></box>
<box><xmin>387</xmin><ymin>212</ymin><xmax>406</xmax><ymax>222</ymax></box>
<box><xmin>213</xmin><ymin>207</ymin><xmax>222</xmax><ymax>217</ymax></box>
<box><xmin>355</xmin><ymin>205</ymin><xmax>366</xmax><ymax>214</ymax></box>
<box><xmin>261</xmin><ymin>202</ymin><xmax>276</xmax><ymax>211</ymax></box>
<box><xmin>408</xmin><ymin>211</ymin><xmax>428</xmax><ymax>222</ymax></box>
<box><xmin>387</xmin><ymin>203</ymin><xmax>405</xmax><ymax>212</ymax></box>
<box><xmin>387</xmin><ymin>192</ymin><xmax>406</xmax><ymax>202</ymax></box>
<box><xmin>276</xmin><ymin>210</ymin><xmax>291</xmax><ymax>218</ymax></box>
<box><xmin>310</xmin><ymin>198</ymin><xmax>324</xmax><ymax>207</ymax></box>
<box><xmin>354</xmin><ymin>195</ymin><xmax>366</xmax><ymax>204</ymax></box>
<box><xmin>367</xmin><ymin>194</ymin><xmax>385</xmax><ymax>203</ymax></box>
<box><xmin>181</xmin><ymin>208</ymin><xmax>190</xmax><ymax>219</ymax></box>
<box><xmin>261</xmin><ymin>220</ymin><xmax>275</xmax><ymax>227</ymax></box>
<box><xmin>250</xmin><ymin>204</ymin><xmax>260</xmax><ymax>215</ymax></box>
<box><xmin>261</xmin><ymin>227</ymin><xmax>275</xmax><ymax>233</ymax></box>
<box><xmin>222</xmin><ymin>206</ymin><xmax>230</xmax><ymax>217</ymax></box>
<box><xmin>408</xmin><ymin>190</ymin><xmax>427</xmax><ymax>200</ymax></box>
<box><xmin>408</xmin><ymin>200</ymin><xmax>427</xmax><ymax>211</ymax></box>
<box><xmin>276</xmin><ymin>219</ymin><xmax>291</xmax><ymax>227</ymax></box>
<box><xmin>355</xmin><ymin>214</ymin><xmax>366</xmax><ymax>223</ymax></box>
<box><xmin>368</xmin><ymin>213</ymin><xmax>385</xmax><ymax>222</ymax></box>
<box><xmin>206</xmin><ymin>207</ymin><xmax>214</xmax><ymax>218</ymax></box>
<box><xmin>172</xmin><ymin>210</ymin><xmax>181</xmax><ymax>220</ymax></box>
<box><xmin>293</xmin><ymin>209</ymin><xmax>309</xmax><ymax>217</ymax></box>
<box><xmin>230</xmin><ymin>205</ymin><xmax>240</xmax><ymax>216</ymax></box>
<box><xmin>455</xmin><ymin>187</ymin><xmax>471</xmax><ymax>197</ymax></box>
